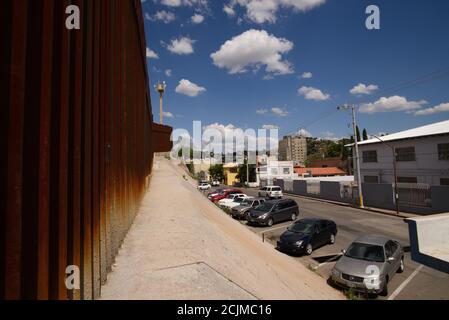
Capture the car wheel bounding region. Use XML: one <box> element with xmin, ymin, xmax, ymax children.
<box><xmin>329</xmin><ymin>234</ymin><xmax>336</xmax><ymax>244</ymax></box>
<box><xmin>267</xmin><ymin>218</ymin><xmax>274</xmax><ymax>227</ymax></box>
<box><xmin>380</xmin><ymin>278</ymin><xmax>389</xmax><ymax>297</ymax></box>
<box><xmin>305</xmin><ymin>243</ymin><xmax>313</xmax><ymax>255</ymax></box>
<box><xmin>291</xmin><ymin>213</ymin><xmax>297</xmax><ymax>221</ymax></box>
<box><xmin>397</xmin><ymin>257</ymin><xmax>405</xmax><ymax>273</ymax></box>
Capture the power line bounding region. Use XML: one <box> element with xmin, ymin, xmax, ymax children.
<box><xmin>286</xmin><ymin>65</ymin><xmax>449</xmax><ymax>138</ymax></box>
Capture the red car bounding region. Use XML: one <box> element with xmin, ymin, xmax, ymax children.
<box><xmin>210</xmin><ymin>189</ymin><xmax>243</xmax><ymax>203</ymax></box>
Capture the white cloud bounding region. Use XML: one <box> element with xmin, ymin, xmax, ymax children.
<box><xmin>146</xmin><ymin>47</ymin><xmax>159</xmax><ymax>59</ymax></box>
<box><xmin>165</xmin><ymin>69</ymin><xmax>172</xmax><ymax>77</ymax></box>
<box><xmin>262</xmin><ymin>124</ymin><xmax>279</xmax><ymax>129</ymax></box>
<box><xmin>256</xmin><ymin>107</ymin><xmax>288</xmax><ymax>116</ymax></box>
<box><xmin>211</xmin><ymin>29</ymin><xmax>294</xmax><ymax>76</ymax></box>
<box><xmin>201</xmin><ymin>123</ymin><xmax>279</xmax><ymax>152</ymax></box>
<box><xmin>225</xmin><ymin>0</ymin><xmax>326</xmax><ymax>24</ymax></box>
<box><xmin>161</xmin><ymin>0</ymin><xmax>208</xmax><ymax>7</ymax></box>
<box><xmin>413</xmin><ymin>102</ymin><xmax>449</xmax><ymax>116</ymax></box>
<box><xmin>161</xmin><ymin>0</ymin><xmax>182</xmax><ymax>6</ymax></box>
<box><xmin>298</xmin><ymin>86</ymin><xmax>330</xmax><ymax>101</ymax></box>
<box><xmin>146</xmin><ymin>10</ymin><xmax>176</xmax><ymax>23</ymax></box>
<box><xmin>350</xmin><ymin>83</ymin><xmax>378</xmax><ymax>95</ymax></box>
<box><xmin>175</xmin><ymin>79</ymin><xmax>206</xmax><ymax>97</ymax></box>
<box><xmin>300</xmin><ymin>72</ymin><xmax>313</xmax><ymax>79</ymax></box>
<box><xmin>223</xmin><ymin>5</ymin><xmax>236</xmax><ymax>16</ymax></box>
<box><xmin>163</xmin><ymin>111</ymin><xmax>174</xmax><ymax>118</ymax></box>
<box><xmin>165</xmin><ymin>37</ymin><xmax>196</xmax><ymax>55</ymax></box>
<box><xmin>271</xmin><ymin>107</ymin><xmax>288</xmax><ymax>117</ymax></box>
<box><xmin>298</xmin><ymin>128</ymin><xmax>312</xmax><ymax>137</ymax></box>
<box><xmin>191</xmin><ymin>14</ymin><xmax>205</xmax><ymax>24</ymax></box>
<box><xmin>359</xmin><ymin>96</ymin><xmax>427</xmax><ymax>114</ymax></box>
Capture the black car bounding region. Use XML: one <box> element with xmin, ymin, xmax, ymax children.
<box><xmin>277</xmin><ymin>218</ymin><xmax>337</xmax><ymax>255</ymax></box>
<box><xmin>247</xmin><ymin>199</ymin><xmax>299</xmax><ymax>227</ymax></box>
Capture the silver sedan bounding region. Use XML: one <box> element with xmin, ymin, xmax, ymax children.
<box><xmin>331</xmin><ymin>234</ymin><xmax>405</xmax><ymax>297</ymax></box>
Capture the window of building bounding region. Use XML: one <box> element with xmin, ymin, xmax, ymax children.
<box><xmin>396</xmin><ymin>147</ymin><xmax>416</xmax><ymax>162</ymax></box>
<box><xmin>283</xmin><ymin>168</ymin><xmax>290</xmax><ymax>174</ymax></box>
<box><xmin>397</xmin><ymin>177</ymin><xmax>418</xmax><ymax>183</ymax></box>
<box><xmin>441</xmin><ymin>178</ymin><xmax>449</xmax><ymax>186</ymax></box>
<box><xmin>438</xmin><ymin>143</ymin><xmax>449</xmax><ymax>160</ymax></box>
<box><xmin>271</xmin><ymin>168</ymin><xmax>278</xmax><ymax>175</ymax></box>
<box><xmin>363</xmin><ymin>150</ymin><xmax>378</xmax><ymax>163</ymax></box>
<box><xmin>364</xmin><ymin>176</ymin><xmax>379</xmax><ymax>183</ymax></box>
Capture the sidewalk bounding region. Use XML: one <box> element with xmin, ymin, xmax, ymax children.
<box><xmin>100</xmin><ymin>157</ymin><xmax>343</xmax><ymax>300</ymax></box>
<box><xmin>281</xmin><ymin>192</ymin><xmax>417</xmax><ymax>219</ymax></box>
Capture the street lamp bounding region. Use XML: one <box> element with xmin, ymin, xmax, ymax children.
<box><xmin>338</xmin><ymin>104</ymin><xmax>364</xmax><ymax>208</ymax></box>
<box><xmin>372</xmin><ymin>135</ymin><xmax>400</xmax><ymax>215</ymax></box>
<box><xmin>154</xmin><ymin>81</ymin><xmax>167</xmax><ymax>125</ymax></box>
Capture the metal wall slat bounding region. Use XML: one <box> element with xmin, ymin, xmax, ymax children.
<box><xmin>1</xmin><ymin>0</ymin><xmax>173</xmax><ymax>300</ymax></box>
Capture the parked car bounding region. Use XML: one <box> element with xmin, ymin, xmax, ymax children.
<box><xmin>212</xmin><ymin>180</ymin><xmax>220</xmax><ymax>187</ymax></box>
<box><xmin>210</xmin><ymin>189</ymin><xmax>243</xmax><ymax>203</ymax></box>
<box><xmin>258</xmin><ymin>186</ymin><xmax>283</xmax><ymax>199</ymax></box>
<box><xmin>277</xmin><ymin>218</ymin><xmax>337</xmax><ymax>256</ymax></box>
<box><xmin>221</xmin><ymin>195</ymin><xmax>253</xmax><ymax>210</ymax></box>
<box><xmin>231</xmin><ymin>198</ymin><xmax>266</xmax><ymax>220</ymax></box>
<box><xmin>331</xmin><ymin>235</ymin><xmax>405</xmax><ymax>297</ymax></box>
<box><xmin>218</xmin><ymin>193</ymin><xmax>247</xmax><ymax>207</ymax></box>
<box><xmin>247</xmin><ymin>199</ymin><xmax>299</xmax><ymax>227</ymax></box>
<box><xmin>207</xmin><ymin>188</ymin><xmax>225</xmax><ymax>199</ymax></box>
<box><xmin>198</xmin><ymin>183</ymin><xmax>211</xmax><ymax>190</ymax></box>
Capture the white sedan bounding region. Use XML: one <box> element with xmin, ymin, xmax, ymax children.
<box><xmin>218</xmin><ymin>194</ymin><xmax>246</xmax><ymax>207</ymax></box>
<box><xmin>198</xmin><ymin>183</ymin><xmax>212</xmax><ymax>190</ymax></box>
<box><xmin>221</xmin><ymin>196</ymin><xmax>254</xmax><ymax>210</ymax></box>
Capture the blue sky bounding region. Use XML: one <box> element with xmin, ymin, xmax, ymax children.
<box><xmin>141</xmin><ymin>0</ymin><xmax>449</xmax><ymax>140</ymax></box>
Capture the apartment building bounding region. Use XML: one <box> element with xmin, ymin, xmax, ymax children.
<box><xmin>355</xmin><ymin>120</ymin><xmax>449</xmax><ymax>186</ymax></box>
<box><xmin>279</xmin><ymin>134</ymin><xmax>308</xmax><ymax>166</ymax></box>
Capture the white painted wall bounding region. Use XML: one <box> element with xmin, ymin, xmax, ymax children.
<box><xmin>357</xmin><ymin>135</ymin><xmax>449</xmax><ymax>186</ymax></box>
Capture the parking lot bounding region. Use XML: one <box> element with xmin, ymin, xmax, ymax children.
<box><xmin>204</xmin><ymin>186</ymin><xmax>449</xmax><ymax>300</ymax></box>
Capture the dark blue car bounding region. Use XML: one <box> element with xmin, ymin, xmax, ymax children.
<box><xmin>277</xmin><ymin>218</ymin><xmax>338</xmax><ymax>256</ymax></box>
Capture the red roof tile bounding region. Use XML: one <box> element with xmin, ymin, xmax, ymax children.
<box><xmin>294</xmin><ymin>167</ymin><xmax>346</xmax><ymax>177</ymax></box>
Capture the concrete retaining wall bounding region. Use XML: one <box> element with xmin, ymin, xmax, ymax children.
<box><xmin>273</xmin><ymin>179</ymin><xmax>449</xmax><ymax>215</ymax></box>
<box><xmin>362</xmin><ymin>183</ymin><xmax>395</xmax><ymax>211</ymax></box>
<box><xmin>319</xmin><ymin>181</ymin><xmax>342</xmax><ymax>202</ymax></box>
<box><xmin>431</xmin><ymin>186</ymin><xmax>449</xmax><ymax>212</ymax></box>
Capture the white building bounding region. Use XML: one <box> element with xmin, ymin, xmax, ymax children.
<box><xmin>354</xmin><ymin>120</ymin><xmax>449</xmax><ymax>186</ymax></box>
<box><xmin>256</xmin><ymin>156</ymin><xmax>297</xmax><ymax>186</ymax></box>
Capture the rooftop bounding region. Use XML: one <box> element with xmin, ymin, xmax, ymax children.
<box><xmin>358</xmin><ymin>119</ymin><xmax>449</xmax><ymax>146</ymax></box>
<box><xmin>294</xmin><ymin>167</ymin><xmax>346</xmax><ymax>177</ymax></box>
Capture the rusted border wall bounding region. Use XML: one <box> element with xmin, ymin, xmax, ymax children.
<box><xmin>152</xmin><ymin>123</ymin><xmax>175</xmax><ymax>153</ymax></box>
<box><xmin>0</xmin><ymin>0</ymin><xmax>172</xmax><ymax>300</ymax></box>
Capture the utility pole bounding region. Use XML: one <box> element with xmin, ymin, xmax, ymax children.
<box><xmin>338</xmin><ymin>104</ymin><xmax>364</xmax><ymax>208</ymax></box>
<box><xmin>372</xmin><ymin>135</ymin><xmax>400</xmax><ymax>215</ymax></box>
<box><xmin>155</xmin><ymin>81</ymin><xmax>167</xmax><ymax>125</ymax></box>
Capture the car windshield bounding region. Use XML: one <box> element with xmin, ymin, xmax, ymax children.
<box><xmin>345</xmin><ymin>242</ymin><xmax>385</xmax><ymax>263</ymax></box>
<box><xmin>226</xmin><ymin>195</ymin><xmax>235</xmax><ymax>199</ymax></box>
<box><xmin>234</xmin><ymin>197</ymin><xmax>245</xmax><ymax>203</ymax></box>
<box><xmin>241</xmin><ymin>199</ymin><xmax>253</xmax><ymax>206</ymax></box>
<box><xmin>288</xmin><ymin>222</ymin><xmax>314</xmax><ymax>234</ymax></box>
<box><xmin>254</xmin><ymin>202</ymin><xmax>274</xmax><ymax>211</ymax></box>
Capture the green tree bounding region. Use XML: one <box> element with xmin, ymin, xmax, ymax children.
<box><xmin>362</xmin><ymin>128</ymin><xmax>368</xmax><ymax>141</ymax></box>
<box><xmin>356</xmin><ymin>126</ymin><xmax>361</xmax><ymax>142</ymax></box>
<box><xmin>209</xmin><ymin>164</ymin><xmax>224</xmax><ymax>182</ymax></box>
<box><xmin>236</xmin><ymin>162</ymin><xmax>257</xmax><ymax>184</ymax></box>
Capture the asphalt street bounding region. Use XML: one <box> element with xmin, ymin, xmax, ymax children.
<box><xmin>206</xmin><ymin>187</ymin><xmax>449</xmax><ymax>300</ymax></box>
